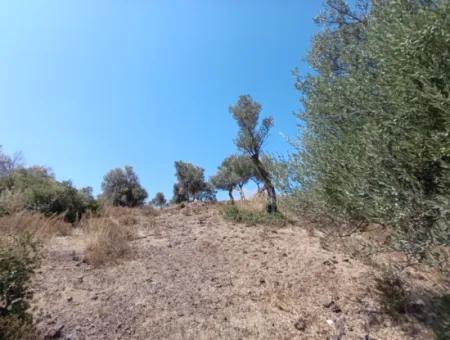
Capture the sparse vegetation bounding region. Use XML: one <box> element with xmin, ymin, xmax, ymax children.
<box><xmin>223</xmin><ymin>204</ymin><xmax>286</xmax><ymax>227</ymax></box>
<box><xmin>0</xmin><ymin>1</ymin><xmax>448</xmax><ymax>339</ymax></box>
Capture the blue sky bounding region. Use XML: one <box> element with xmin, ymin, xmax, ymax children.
<box><xmin>0</xmin><ymin>0</ymin><xmax>322</xmax><ymax>199</ymax></box>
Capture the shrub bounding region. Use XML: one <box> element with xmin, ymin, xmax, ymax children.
<box><xmin>0</xmin><ymin>314</ymin><xmax>37</xmax><ymax>340</ymax></box>
<box><xmin>0</xmin><ymin>233</ymin><xmax>40</xmax><ymax>340</ymax></box>
<box><xmin>101</xmin><ymin>166</ymin><xmax>148</xmax><ymax>207</ymax></box>
<box><xmin>0</xmin><ymin>190</ymin><xmax>26</xmax><ymax>215</ymax></box>
<box><xmin>375</xmin><ymin>267</ymin><xmax>409</xmax><ymax>318</ymax></box>
<box><xmin>223</xmin><ymin>205</ymin><xmax>286</xmax><ymax>227</ymax></box>
<box><xmin>0</xmin><ymin>167</ymin><xmax>95</xmax><ymax>223</ymax></box>
<box><xmin>83</xmin><ymin>217</ymin><xmax>133</xmax><ymax>267</ymax></box>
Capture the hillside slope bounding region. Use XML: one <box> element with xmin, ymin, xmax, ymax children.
<box><xmin>30</xmin><ymin>203</ymin><xmax>439</xmax><ymax>339</ymax></box>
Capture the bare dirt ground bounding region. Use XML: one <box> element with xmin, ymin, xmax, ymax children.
<box><xmin>30</xmin><ymin>203</ymin><xmax>445</xmax><ymax>339</ymax></box>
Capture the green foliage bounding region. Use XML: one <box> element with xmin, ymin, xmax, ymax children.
<box><xmin>0</xmin><ymin>147</ymin><xmax>23</xmax><ymax>179</ymax></box>
<box><xmin>285</xmin><ymin>0</ymin><xmax>450</xmax><ymax>262</ymax></box>
<box><xmin>229</xmin><ymin>95</ymin><xmax>279</xmax><ymax>213</ymax></box>
<box><xmin>222</xmin><ymin>205</ymin><xmax>286</xmax><ymax>227</ymax></box>
<box><xmin>212</xmin><ymin>155</ymin><xmax>256</xmax><ymax>202</ymax></box>
<box><xmin>0</xmin><ymin>234</ymin><xmax>40</xmax><ymax>339</ymax></box>
<box><xmin>173</xmin><ymin>161</ymin><xmax>216</xmax><ymax>202</ymax></box>
<box><xmin>0</xmin><ymin>166</ymin><xmax>95</xmax><ymax>223</ymax></box>
<box><xmin>151</xmin><ymin>192</ymin><xmax>167</xmax><ymax>208</ymax></box>
<box><xmin>101</xmin><ymin>166</ymin><xmax>148</xmax><ymax>207</ymax></box>
<box><xmin>375</xmin><ymin>268</ymin><xmax>409</xmax><ymax>317</ymax></box>
<box><xmin>0</xmin><ymin>234</ymin><xmax>40</xmax><ymax>323</ymax></box>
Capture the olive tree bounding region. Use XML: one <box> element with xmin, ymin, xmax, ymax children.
<box><xmin>101</xmin><ymin>166</ymin><xmax>148</xmax><ymax>207</ymax></box>
<box><xmin>211</xmin><ymin>155</ymin><xmax>255</xmax><ymax>202</ymax></box>
<box><xmin>173</xmin><ymin>161</ymin><xmax>212</xmax><ymax>202</ymax></box>
<box><xmin>152</xmin><ymin>192</ymin><xmax>167</xmax><ymax>208</ymax></box>
<box><xmin>230</xmin><ymin>95</ymin><xmax>278</xmax><ymax>213</ymax></box>
<box><xmin>286</xmin><ymin>0</ymin><xmax>450</xmax><ymax>264</ymax></box>
<box><xmin>211</xmin><ymin>159</ymin><xmax>240</xmax><ymax>204</ymax></box>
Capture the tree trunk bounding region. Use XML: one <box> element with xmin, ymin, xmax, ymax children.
<box><xmin>250</xmin><ymin>155</ymin><xmax>277</xmax><ymax>213</ymax></box>
<box><xmin>238</xmin><ymin>184</ymin><xmax>246</xmax><ymax>200</ymax></box>
<box><xmin>228</xmin><ymin>189</ymin><xmax>235</xmax><ymax>205</ymax></box>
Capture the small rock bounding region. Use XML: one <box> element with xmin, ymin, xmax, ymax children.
<box><xmin>259</xmin><ymin>278</ymin><xmax>266</xmax><ymax>285</ymax></box>
<box><xmin>320</xmin><ymin>296</ymin><xmax>334</xmax><ymax>308</ymax></box>
<box><xmin>407</xmin><ymin>299</ymin><xmax>426</xmax><ymax>314</ymax></box>
<box><xmin>67</xmin><ymin>297</ymin><xmax>73</xmax><ymax>303</ymax></box>
<box><xmin>45</xmin><ymin>325</ymin><xmax>64</xmax><ymax>339</ymax></box>
<box><xmin>331</xmin><ymin>304</ymin><xmax>342</xmax><ymax>313</ymax></box>
<box><xmin>294</xmin><ymin>318</ymin><xmax>306</xmax><ymax>331</ymax></box>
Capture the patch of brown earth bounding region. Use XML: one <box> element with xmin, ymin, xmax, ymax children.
<box><xmin>30</xmin><ymin>203</ymin><xmax>439</xmax><ymax>339</ymax></box>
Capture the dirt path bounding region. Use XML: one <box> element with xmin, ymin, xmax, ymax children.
<box><xmin>30</xmin><ymin>204</ymin><xmax>433</xmax><ymax>339</ymax></box>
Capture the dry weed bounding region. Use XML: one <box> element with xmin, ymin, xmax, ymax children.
<box><xmin>0</xmin><ymin>212</ymin><xmax>71</xmax><ymax>238</ymax></box>
<box><xmin>82</xmin><ymin>216</ymin><xmax>134</xmax><ymax>267</ymax></box>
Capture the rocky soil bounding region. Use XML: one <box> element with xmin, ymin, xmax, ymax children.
<box><xmin>30</xmin><ymin>203</ymin><xmax>442</xmax><ymax>339</ymax></box>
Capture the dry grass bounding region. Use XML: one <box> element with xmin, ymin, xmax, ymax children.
<box><xmin>81</xmin><ymin>216</ymin><xmax>135</xmax><ymax>267</ymax></box>
<box><xmin>0</xmin><ymin>211</ymin><xmax>72</xmax><ymax>238</ymax></box>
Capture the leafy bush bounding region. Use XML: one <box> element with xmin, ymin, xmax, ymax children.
<box><xmin>0</xmin><ymin>167</ymin><xmax>96</xmax><ymax>223</ymax></box>
<box><xmin>284</xmin><ymin>0</ymin><xmax>450</xmax><ymax>263</ymax></box>
<box><xmin>223</xmin><ymin>205</ymin><xmax>286</xmax><ymax>227</ymax></box>
<box><xmin>101</xmin><ymin>166</ymin><xmax>148</xmax><ymax>207</ymax></box>
<box><xmin>0</xmin><ymin>234</ymin><xmax>40</xmax><ymax>339</ymax></box>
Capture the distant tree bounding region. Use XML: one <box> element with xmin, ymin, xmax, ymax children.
<box><xmin>229</xmin><ymin>155</ymin><xmax>255</xmax><ymax>200</ymax></box>
<box><xmin>152</xmin><ymin>192</ymin><xmax>167</xmax><ymax>208</ymax></box>
<box><xmin>198</xmin><ymin>181</ymin><xmax>217</xmax><ymax>202</ymax></box>
<box><xmin>211</xmin><ymin>161</ymin><xmax>240</xmax><ymax>204</ymax></box>
<box><xmin>211</xmin><ymin>155</ymin><xmax>254</xmax><ymax>203</ymax></box>
<box><xmin>0</xmin><ymin>146</ymin><xmax>23</xmax><ymax>178</ymax></box>
<box><xmin>173</xmin><ymin>161</ymin><xmax>209</xmax><ymax>202</ymax></box>
<box><xmin>101</xmin><ymin>166</ymin><xmax>148</xmax><ymax>207</ymax></box>
<box><xmin>0</xmin><ymin>165</ymin><xmax>94</xmax><ymax>222</ymax></box>
<box><xmin>230</xmin><ymin>95</ymin><xmax>278</xmax><ymax>213</ymax></box>
<box><xmin>172</xmin><ymin>183</ymin><xmax>189</xmax><ymax>204</ymax></box>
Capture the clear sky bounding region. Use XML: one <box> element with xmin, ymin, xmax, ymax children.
<box><xmin>0</xmin><ymin>0</ymin><xmax>322</xmax><ymax>200</ymax></box>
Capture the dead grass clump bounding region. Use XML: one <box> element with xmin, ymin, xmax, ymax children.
<box><xmin>139</xmin><ymin>205</ymin><xmax>159</xmax><ymax>217</ymax></box>
<box><xmin>99</xmin><ymin>205</ymin><xmax>138</xmax><ymax>219</ymax></box>
<box><xmin>0</xmin><ymin>212</ymin><xmax>71</xmax><ymax>238</ymax></box>
<box><xmin>118</xmin><ymin>215</ymin><xmax>139</xmax><ymax>226</ymax></box>
<box><xmin>82</xmin><ymin>217</ymin><xmax>133</xmax><ymax>267</ymax></box>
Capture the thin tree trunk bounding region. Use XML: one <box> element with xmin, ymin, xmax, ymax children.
<box><xmin>251</xmin><ymin>155</ymin><xmax>277</xmax><ymax>213</ymax></box>
<box><xmin>228</xmin><ymin>189</ymin><xmax>235</xmax><ymax>205</ymax></box>
<box><xmin>238</xmin><ymin>184</ymin><xmax>246</xmax><ymax>200</ymax></box>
